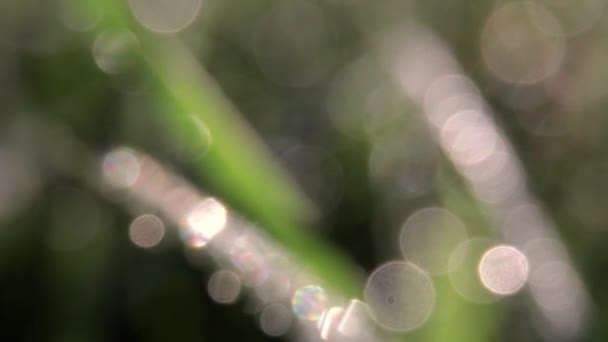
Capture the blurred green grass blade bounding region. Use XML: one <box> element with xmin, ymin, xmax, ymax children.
<box><xmin>78</xmin><ymin>0</ymin><xmax>361</xmax><ymax>296</ymax></box>
<box><xmin>143</xmin><ymin>37</ymin><xmax>314</xmax><ymax>227</ymax></box>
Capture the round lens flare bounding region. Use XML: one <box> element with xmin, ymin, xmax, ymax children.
<box><xmin>101</xmin><ymin>147</ymin><xmax>141</xmax><ymax>188</ymax></box>
<box><xmin>207</xmin><ymin>270</ymin><xmax>242</xmax><ymax>305</ymax></box>
<box><xmin>400</xmin><ymin>207</ymin><xmax>467</xmax><ymax>275</ymax></box>
<box><xmin>260</xmin><ymin>303</ymin><xmax>293</xmax><ymax>337</ymax></box>
<box><xmin>364</xmin><ymin>261</ymin><xmax>435</xmax><ymax>332</ymax></box>
<box><xmin>129</xmin><ymin>214</ymin><xmax>165</xmax><ymax>249</ymax></box>
<box><xmin>481</xmin><ymin>1</ymin><xmax>565</xmax><ymax>85</ymax></box>
<box><xmin>479</xmin><ymin>245</ymin><xmax>529</xmax><ymax>296</ymax></box>
<box><xmin>291</xmin><ymin>285</ymin><xmax>329</xmax><ymax>321</ymax></box>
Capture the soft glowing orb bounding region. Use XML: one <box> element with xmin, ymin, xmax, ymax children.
<box><xmin>291</xmin><ymin>285</ymin><xmax>328</xmax><ymax>321</ymax></box>
<box><xmin>207</xmin><ymin>270</ymin><xmax>241</xmax><ymax>304</ymax></box>
<box><xmin>364</xmin><ymin>261</ymin><xmax>435</xmax><ymax>332</ymax></box>
<box><xmin>129</xmin><ymin>214</ymin><xmax>165</xmax><ymax>249</ymax></box>
<box><xmin>481</xmin><ymin>2</ymin><xmax>565</xmax><ymax>84</ymax></box>
<box><xmin>479</xmin><ymin>245</ymin><xmax>529</xmax><ymax>296</ymax></box>
<box><xmin>180</xmin><ymin>198</ymin><xmax>227</xmax><ymax>248</ymax></box>
<box><xmin>101</xmin><ymin>147</ymin><xmax>140</xmax><ymax>188</ymax></box>
<box><xmin>400</xmin><ymin>207</ymin><xmax>467</xmax><ymax>275</ymax></box>
<box><xmin>260</xmin><ymin>303</ymin><xmax>292</xmax><ymax>337</ymax></box>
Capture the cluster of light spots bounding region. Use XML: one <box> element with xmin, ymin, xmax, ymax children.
<box><xmin>101</xmin><ymin>147</ymin><xmax>141</xmax><ymax>189</ymax></box>
<box><xmin>448</xmin><ymin>238</ymin><xmax>499</xmax><ymax>303</ymax></box>
<box><xmin>481</xmin><ymin>2</ymin><xmax>565</xmax><ymax>85</ymax></box>
<box><xmin>129</xmin><ymin>214</ymin><xmax>165</xmax><ymax>249</ymax></box>
<box><xmin>128</xmin><ymin>0</ymin><xmax>202</xmax><ymax>34</ymax></box>
<box><xmin>291</xmin><ymin>285</ymin><xmax>329</xmax><ymax>321</ymax></box>
<box><xmin>318</xmin><ymin>306</ymin><xmax>344</xmax><ymax>340</ymax></box>
<box><xmin>92</xmin><ymin>30</ymin><xmax>138</xmax><ymax>74</ymax></box>
<box><xmin>207</xmin><ymin>270</ymin><xmax>241</xmax><ymax>304</ymax></box>
<box><xmin>400</xmin><ymin>207</ymin><xmax>467</xmax><ymax>275</ymax></box>
<box><xmin>386</xmin><ymin>25</ymin><xmax>591</xmax><ymax>337</ymax></box>
<box><xmin>427</xmin><ymin>88</ymin><xmax>522</xmax><ymax>204</ymax></box>
<box><xmin>260</xmin><ymin>303</ymin><xmax>292</xmax><ymax>337</ymax></box>
<box><xmin>180</xmin><ymin>198</ymin><xmax>227</xmax><ymax>248</ymax></box>
<box><xmin>422</xmin><ymin>73</ymin><xmax>507</xmax><ymax>175</ymax></box>
<box><xmin>478</xmin><ymin>245</ymin><xmax>529</xmax><ymax>295</ymax></box>
<box><xmin>337</xmin><ymin>299</ymin><xmax>376</xmax><ymax>339</ymax></box>
<box><xmin>252</xmin><ymin>0</ymin><xmax>336</xmax><ymax>87</ymax></box>
<box><xmin>364</xmin><ymin>261</ymin><xmax>435</xmax><ymax>332</ymax></box>
<box><xmin>420</xmin><ymin>74</ymin><xmax>523</xmax><ymax>205</ymax></box>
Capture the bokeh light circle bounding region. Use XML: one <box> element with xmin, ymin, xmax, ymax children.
<box><xmin>207</xmin><ymin>269</ymin><xmax>241</xmax><ymax>304</ymax></box>
<box><xmin>129</xmin><ymin>214</ymin><xmax>165</xmax><ymax>249</ymax></box>
<box><xmin>481</xmin><ymin>1</ymin><xmax>565</xmax><ymax>84</ymax></box>
<box><xmin>440</xmin><ymin>110</ymin><xmax>499</xmax><ymax>167</ymax></box>
<box><xmin>400</xmin><ymin>207</ymin><xmax>467</xmax><ymax>275</ymax></box>
<box><xmin>291</xmin><ymin>285</ymin><xmax>329</xmax><ymax>321</ymax></box>
<box><xmin>260</xmin><ymin>303</ymin><xmax>292</xmax><ymax>337</ymax></box>
<box><xmin>364</xmin><ymin>261</ymin><xmax>435</xmax><ymax>332</ymax></box>
<box><xmin>478</xmin><ymin>245</ymin><xmax>529</xmax><ymax>295</ymax></box>
<box><xmin>101</xmin><ymin>147</ymin><xmax>141</xmax><ymax>188</ymax></box>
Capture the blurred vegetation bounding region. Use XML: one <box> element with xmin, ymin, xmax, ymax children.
<box><xmin>1</xmin><ymin>0</ymin><xmax>608</xmax><ymax>341</ymax></box>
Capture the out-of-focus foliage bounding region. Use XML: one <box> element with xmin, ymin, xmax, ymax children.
<box><xmin>2</xmin><ymin>0</ymin><xmax>608</xmax><ymax>341</ymax></box>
